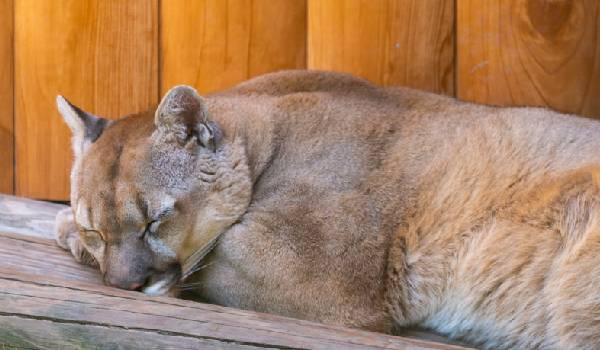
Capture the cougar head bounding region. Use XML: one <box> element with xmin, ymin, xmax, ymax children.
<box><xmin>57</xmin><ymin>86</ymin><xmax>252</xmax><ymax>295</ymax></box>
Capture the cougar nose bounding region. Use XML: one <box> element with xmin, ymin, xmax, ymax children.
<box><xmin>105</xmin><ymin>275</ymin><xmax>147</xmax><ymax>291</ymax></box>
<box><xmin>128</xmin><ymin>281</ymin><xmax>144</xmax><ymax>290</ymax></box>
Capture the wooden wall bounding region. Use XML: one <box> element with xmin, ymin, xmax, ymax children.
<box><xmin>1</xmin><ymin>0</ymin><xmax>599</xmax><ymax>200</ymax></box>
<box><xmin>14</xmin><ymin>0</ymin><xmax>159</xmax><ymax>200</ymax></box>
<box><xmin>161</xmin><ymin>0</ymin><xmax>307</xmax><ymax>94</ymax></box>
<box><xmin>0</xmin><ymin>0</ymin><xmax>13</xmax><ymax>195</ymax></box>
<box><xmin>457</xmin><ymin>0</ymin><xmax>600</xmax><ymax>116</ymax></box>
<box><xmin>308</xmin><ymin>0</ymin><xmax>455</xmax><ymax>95</ymax></box>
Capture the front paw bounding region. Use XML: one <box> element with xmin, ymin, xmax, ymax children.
<box><xmin>54</xmin><ymin>207</ymin><xmax>97</xmax><ymax>267</ymax></box>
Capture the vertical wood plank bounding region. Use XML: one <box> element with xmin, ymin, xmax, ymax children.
<box><xmin>457</xmin><ymin>0</ymin><xmax>600</xmax><ymax>118</ymax></box>
<box><xmin>161</xmin><ymin>0</ymin><xmax>307</xmax><ymax>94</ymax></box>
<box><xmin>15</xmin><ymin>0</ymin><xmax>159</xmax><ymax>200</ymax></box>
<box><xmin>0</xmin><ymin>0</ymin><xmax>14</xmax><ymax>194</ymax></box>
<box><xmin>307</xmin><ymin>0</ymin><xmax>455</xmax><ymax>95</ymax></box>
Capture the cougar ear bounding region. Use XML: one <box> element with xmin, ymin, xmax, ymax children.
<box><xmin>56</xmin><ymin>96</ymin><xmax>110</xmax><ymax>158</ymax></box>
<box><xmin>154</xmin><ymin>85</ymin><xmax>221</xmax><ymax>151</ymax></box>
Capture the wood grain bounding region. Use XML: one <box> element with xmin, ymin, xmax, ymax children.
<box><xmin>457</xmin><ymin>0</ymin><xmax>600</xmax><ymax>118</ymax></box>
<box><xmin>14</xmin><ymin>0</ymin><xmax>159</xmax><ymax>200</ymax></box>
<box><xmin>307</xmin><ymin>0</ymin><xmax>455</xmax><ymax>95</ymax></box>
<box><xmin>161</xmin><ymin>0</ymin><xmax>307</xmax><ymax>94</ymax></box>
<box><xmin>0</xmin><ymin>0</ymin><xmax>13</xmax><ymax>194</ymax></box>
<box><xmin>0</xmin><ymin>316</ymin><xmax>260</xmax><ymax>350</ymax></box>
<box><xmin>0</xmin><ymin>194</ymin><xmax>66</xmax><ymax>239</ymax></box>
<box><xmin>0</xmin><ymin>234</ymin><xmax>102</xmax><ymax>284</ymax></box>
<box><xmin>0</xmin><ymin>271</ymin><xmax>471</xmax><ymax>350</ymax></box>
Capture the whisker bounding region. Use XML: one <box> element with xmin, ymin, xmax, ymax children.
<box><xmin>177</xmin><ymin>283</ymin><xmax>205</xmax><ymax>291</ymax></box>
<box><xmin>178</xmin><ymin>281</ymin><xmax>204</xmax><ymax>287</ymax></box>
<box><xmin>187</xmin><ymin>261</ymin><xmax>215</xmax><ymax>275</ymax></box>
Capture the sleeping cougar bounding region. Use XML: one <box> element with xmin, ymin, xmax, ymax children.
<box><xmin>55</xmin><ymin>70</ymin><xmax>600</xmax><ymax>349</ymax></box>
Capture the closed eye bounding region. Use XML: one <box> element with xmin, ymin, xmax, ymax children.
<box><xmin>80</xmin><ymin>229</ymin><xmax>106</xmax><ymax>250</ymax></box>
<box><xmin>141</xmin><ymin>205</ymin><xmax>174</xmax><ymax>239</ymax></box>
<box><xmin>142</xmin><ymin>220</ymin><xmax>160</xmax><ymax>239</ymax></box>
<box><xmin>81</xmin><ymin>228</ymin><xmax>105</xmax><ymax>241</ymax></box>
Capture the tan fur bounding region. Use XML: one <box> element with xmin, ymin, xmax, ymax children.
<box><xmin>55</xmin><ymin>70</ymin><xmax>600</xmax><ymax>348</ymax></box>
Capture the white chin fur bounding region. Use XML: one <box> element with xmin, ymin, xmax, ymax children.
<box><xmin>142</xmin><ymin>279</ymin><xmax>171</xmax><ymax>296</ymax></box>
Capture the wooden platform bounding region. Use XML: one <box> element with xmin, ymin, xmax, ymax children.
<box><xmin>0</xmin><ymin>194</ymin><xmax>474</xmax><ymax>349</ymax></box>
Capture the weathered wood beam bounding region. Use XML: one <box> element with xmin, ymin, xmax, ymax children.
<box><xmin>0</xmin><ymin>194</ymin><xmax>66</xmax><ymax>239</ymax></box>
<box><xmin>0</xmin><ymin>270</ymin><xmax>469</xmax><ymax>350</ymax></box>
<box><xmin>0</xmin><ymin>232</ymin><xmax>100</xmax><ymax>284</ymax></box>
<box><xmin>0</xmin><ymin>316</ymin><xmax>259</xmax><ymax>350</ymax></box>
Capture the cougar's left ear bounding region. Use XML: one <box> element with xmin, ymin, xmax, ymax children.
<box><xmin>56</xmin><ymin>96</ymin><xmax>110</xmax><ymax>158</ymax></box>
<box><xmin>154</xmin><ymin>85</ymin><xmax>221</xmax><ymax>151</ymax></box>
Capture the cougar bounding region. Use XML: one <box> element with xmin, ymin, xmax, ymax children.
<box><xmin>55</xmin><ymin>70</ymin><xmax>600</xmax><ymax>349</ymax></box>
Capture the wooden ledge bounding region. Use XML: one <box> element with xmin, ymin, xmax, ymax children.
<box><xmin>0</xmin><ymin>195</ymin><xmax>473</xmax><ymax>349</ymax></box>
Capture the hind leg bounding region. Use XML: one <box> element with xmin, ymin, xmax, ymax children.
<box><xmin>413</xmin><ymin>216</ymin><xmax>600</xmax><ymax>349</ymax></box>
<box><xmin>546</xmin><ymin>219</ymin><xmax>600</xmax><ymax>349</ymax></box>
<box><xmin>387</xmin><ymin>168</ymin><xmax>600</xmax><ymax>348</ymax></box>
<box><xmin>539</xmin><ymin>171</ymin><xmax>600</xmax><ymax>349</ymax></box>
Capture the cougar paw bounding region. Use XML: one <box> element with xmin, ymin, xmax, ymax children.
<box><xmin>55</xmin><ymin>207</ymin><xmax>76</xmax><ymax>250</ymax></box>
<box><xmin>54</xmin><ymin>207</ymin><xmax>97</xmax><ymax>267</ymax></box>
